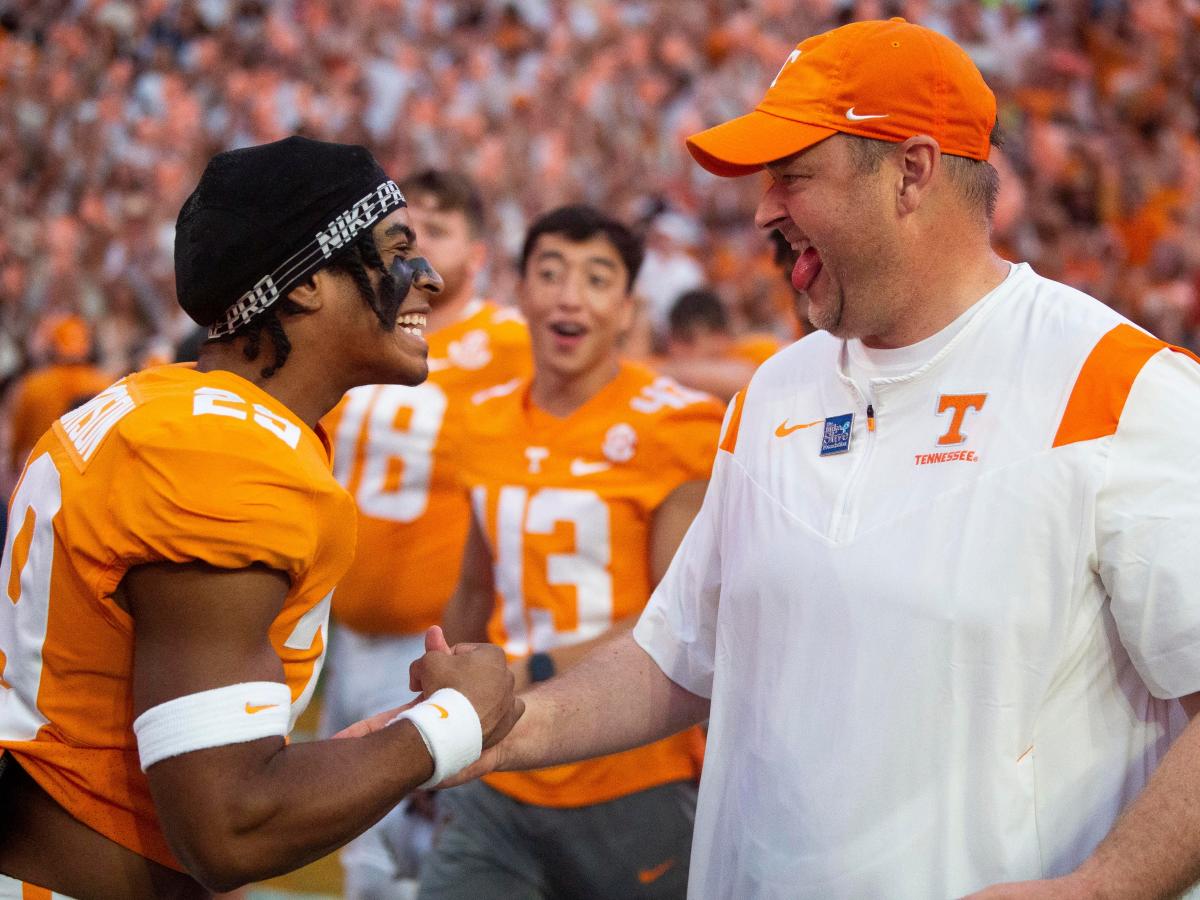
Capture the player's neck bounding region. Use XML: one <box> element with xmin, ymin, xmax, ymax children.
<box><xmin>529</xmin><ymin>356</ymin><xmax>622</xmax><ymax>418</ymax></box>
<box><xmin>426</xmin><ymin>284</ymin><xmax>476</xmax><ymax>333</ymax></box>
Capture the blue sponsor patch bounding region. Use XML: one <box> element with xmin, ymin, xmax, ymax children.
<box><xmin>819</xmin><ymin>413</ymin><xmax>854</xmax><ymax>456</ymax></box>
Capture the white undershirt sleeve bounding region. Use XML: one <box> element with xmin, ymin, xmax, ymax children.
<box><xmin>1098</xmin><ymin>349</ymin><xmax>1200</xmax><ymax>699</ymax></box>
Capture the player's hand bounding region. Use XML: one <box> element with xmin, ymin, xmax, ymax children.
<box><xmin>408</xmin><ymin>625</ymin><xmax>452</xmax><ymax>692</ymax></box>
<box><xmin>331</xmin><ymin>697</ymin><xmax>421</xmax><ymax>740</ymax></box>
<box><xmin>410</xmin><ymin>639</ymin><xmax>524</xmax><ymax>748</ymax></box>
<box><xmin>336</xmin><ymin>627</ymin><xmax>458</xmax><ymax>739</ymax></box>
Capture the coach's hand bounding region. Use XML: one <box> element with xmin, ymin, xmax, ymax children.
<box><xmin>410</xmin><ymin>627</ymin><xmax>524</xmax><ymax>749</ymax></box>
<box><xmin>962</xmin><ymin>873</ymin><xmax>1094</xmax><ymax>899</ymax></box>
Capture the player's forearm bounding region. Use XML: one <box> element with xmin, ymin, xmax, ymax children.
<box><xmin>160</xmin><ymin>720</ymin><xmax>433</xmax><ymax>890</ymax></box>
<box><xmin>499</xmin><ymin>632</ymin><xmax>709</xmax><ymax>772</ymax></box>
<box><xmin>1069</xmin><ymin>712</ymin><xmax>1200</xmax><ymax>898</ymax></box>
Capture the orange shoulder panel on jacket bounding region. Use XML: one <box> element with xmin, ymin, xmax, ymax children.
<box><xmin>719</xmin><ymin>389</ymin><xmax>746</xmax><ymax>454</ymax></box>
<box><xmin>1053</xmin><ymin>323</ymin><xmax>1200</xmax><ymax>448</ymax></box>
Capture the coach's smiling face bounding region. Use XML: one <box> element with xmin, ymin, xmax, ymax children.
<box><xmin>755</xmin><ymin>134</ymin><xmax>911</xmax><ymax>348</ymax></box>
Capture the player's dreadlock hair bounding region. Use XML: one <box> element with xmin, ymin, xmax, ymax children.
<box><xmin>208</xmin><ymin>228</ymin><xmax>399</xmax><ymax>378</ymax></box>
<box><xmin>206</xmin><ymin>300</ymin><xmax>299</xmax><ymax>379</ymax></box>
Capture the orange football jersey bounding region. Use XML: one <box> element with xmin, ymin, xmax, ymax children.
<box><xmin>458</xmin><ymin>361</ymin><xmax>724</xmax><ymax>808</ymax></box>
<box><xmin>0</xmin><ymin>365</ymin><xmax>356</xmax><ymax>870</ymax></box>
<box><xmin>324</xmin><ymin>300</ymin><xmax>530</xmax><ymax>635</ymax></box>
<box><xmin>6</xmin><ymin>363</ymin><xmax>114</xmax><ymax>475</ymax></box>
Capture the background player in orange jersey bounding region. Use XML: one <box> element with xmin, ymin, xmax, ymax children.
<box><xmin>321</xmin><ymin>170</ymin><xmax>530</xmax><ymax>897</ymax></box>
<box><xmin>0</xmin><ymin>137</ymin><xmax>522</xmax><ymax>898</ymax></box>
<box><xmin>3</xmin><ymin>314</ymin><xmax>112</xmax><ymax>486</ymax></box>
<box><xmin>420</xmin><ymin>205</ymin><xmax>724</xmax><ymax>899</ymax></box>
<box><xmin>659</xmin><ymin>287</ymin><xmax>785</xmax><ymax>399</ymax></box>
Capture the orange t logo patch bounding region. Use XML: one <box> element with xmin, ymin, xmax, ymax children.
<box><xmin>935</xmin><ymin>394</ymin><xmax>987</xmax><ymax>445</ymax></box>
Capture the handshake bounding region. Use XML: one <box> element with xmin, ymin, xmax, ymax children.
<box><xmin>334</xmin><ymin>625</ymin><xmax>525</xmax><ymax>789</ymax></box>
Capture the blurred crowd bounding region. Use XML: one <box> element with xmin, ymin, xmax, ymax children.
<box><xmin>2</xmin><ymin>0</ymin><xmax>1200</xmax><ymax>403</ymax></box>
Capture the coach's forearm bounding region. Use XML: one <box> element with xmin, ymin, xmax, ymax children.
<box><xmin>498</xmin><ymin>632</ymin><xmax>709</xmax><ymax>772</ymax></box>
<box><xmin>1070</xmin><ymin>711</ymin><xmax>1200</xmax><ymax>898</ymax></box>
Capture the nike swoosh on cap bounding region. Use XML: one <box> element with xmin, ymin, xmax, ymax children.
<box><xmin>845</xmin><ymin>107</ymin><xmax>889</xmax><ymax>121</ymax></box>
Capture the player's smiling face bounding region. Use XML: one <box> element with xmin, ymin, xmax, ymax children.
<box><xmin>340</xmin><ymin>207</ymin><xmax>443</xmax><ymax>387</ymax></box>
<box><xmin>519</xmin><ymin>232</ymin><xmax>634</xmax><ymax>385</ymax></box>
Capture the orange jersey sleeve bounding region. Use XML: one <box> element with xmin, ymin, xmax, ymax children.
<box><xmin>326</xmin><ymin>301</ymin><xmax>530</xmax><ymax>635</ymax></box>
<box><xmin>7</xmin><ymin>364</ymin><xmax>113</xmax><ymax>474</ymax></box>
<box><xmin>0</xmin><ymin>365</ymin><xmax>356</xmax><ymax>870</ymax></box>
<box><xmin>458</xmin><ymin>362</ymin><xmax>724</xmax><ymax>807</ymax></box>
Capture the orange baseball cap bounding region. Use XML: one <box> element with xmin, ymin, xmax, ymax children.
<box><xmin>686</xmin><ymin>18</ymin><xmax>996</xmax><ymax>177</ymax></box>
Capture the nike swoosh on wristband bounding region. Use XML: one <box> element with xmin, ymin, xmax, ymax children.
<box><xmin>245</xmin><ymin>702</ymin><xmax>279</xmax><ymax>715</ymax></box>
<box><xmin>570</xmin><ymin>458</ymin><xmax>612</xmax><ymax>477</ymax></box>
<box><xmin>431</xmin><ymin>704</ymin><xmax>449</xmax><ymax>719</ymax></box>
<box><xmin>845</xmin><ymin>107</ymin><xmax>889</xmax><ymax>121</ymax></box>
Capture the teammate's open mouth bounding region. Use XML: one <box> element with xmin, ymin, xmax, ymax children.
<box><xmin>792</xmin><ymin>246</ymin><xmax>823</xmax><ymax>293</ymax></box>
<box><xmin>549</xmin><ymin>321</ymin><xmax>587</xmax><ymax>349</ymax></box>
<box><xmin>397</xmin><ymin>312</ymin><xmax>427</xmax><ymax>337</ymax></box>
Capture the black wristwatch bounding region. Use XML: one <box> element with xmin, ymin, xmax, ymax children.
<box><xmin>527</xmin><ymin>651</ymin><xmax>556</xmax><ymax>683</ymax></box>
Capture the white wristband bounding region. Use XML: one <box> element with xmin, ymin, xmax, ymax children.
<box><xmin>133</xmin><ymin>681</ymin><xmax>291</xmax><ymax>771</ymax></box>
<box><xmin>391</xmin><ymin>688</ymin><xmax>482</xmax><ymax>789</ymax></box>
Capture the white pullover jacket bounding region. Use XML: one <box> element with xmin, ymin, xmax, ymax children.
<box><xmin>636</xmin><ymin>263</ymin><xmax>1200</xmax><ymax>898</ymax></box>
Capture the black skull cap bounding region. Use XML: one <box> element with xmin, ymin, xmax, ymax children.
<box><xmin>174</xmin><ymin>136</ymin><xmax>406</xmax><ymax>337</ymax></box>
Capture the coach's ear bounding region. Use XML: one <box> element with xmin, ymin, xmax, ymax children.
<box><xmin>894</xmin><ymin>135</ymin><xmax>939</xmax><ymax>217</ymax></box>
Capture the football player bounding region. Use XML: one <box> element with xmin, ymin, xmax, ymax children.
<box><xmin>0</xmin><ymin>137</ymin><xmax>521</xmax><ymax>898</ymax></box>
<box><xmin>423</xmin><ymin>205</ymin><xmax>723</xmax><ymax>898</ymax></box>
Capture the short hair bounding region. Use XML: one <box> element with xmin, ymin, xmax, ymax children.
<box><xmin>519</xmin><ymin>205</ymin><xmax>644</xmax><ymax>291</ymax></box>
<box><xmin>398</xmin><ymin>169</ymin><xmax>486</xmax><ymax>237</ymax></box>
<box><xmin>846</xmin><ymin>128</ymin><xmax>1003</xmax><ymax>222</ymax></box>
<box><xmin>669</xmin><ymin>288</ymin><xmax>730</xmax><ymax>339</ymax></box>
